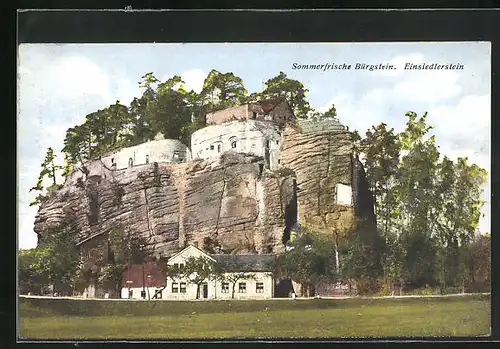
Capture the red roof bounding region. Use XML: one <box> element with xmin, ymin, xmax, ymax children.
<box><xmin>122</xmin><ymin>263</ymin><xmax>166</xmax><ymax>288</ymax></box>
<box><xmin>256</xmin><ymin>99</ymin><xmax>284</xmax><ymax>113</ymax></box>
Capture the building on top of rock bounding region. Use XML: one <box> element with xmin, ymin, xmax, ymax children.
<box><xmin>191</xmin><ymin>99</ymin><xmax>295</xmax><ymax>171</ymax></box>
<box><xmin>65</xmin><ymin>137</ymin><xmax>191</xmax><ymax>186</ymax></box>
<box><xmin>205</xmin><ymin>99</ymin><xmax>295</xmax><ymax>126</ymax></box>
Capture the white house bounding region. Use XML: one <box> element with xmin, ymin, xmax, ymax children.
<box><xmin>191</xmin><ymin>99</ymin><xmax>295</xmax><ymax>171</ymax></box>
<box><xmin>190</xmin><ymin>120</ymin><xmax>282</xmax><ymax>170</ymax></box>
<box><xmin>65</xmin><ymin>136</ymin><xmax>191</xmax><ymax>187</ymax></box>
<box><xmin>120</xmin><ymin>245</ymin><xmax>275</xmax><ymax>300</ymax></box>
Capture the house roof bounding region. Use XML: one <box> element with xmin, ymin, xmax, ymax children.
<box><xmin>167</xmin><ymin>244</ymin><xmax>216</xmax><ymax>263</ymax></box>
<box><xmin>122</xmin><ymin>263</ymin><xmax>166</xmax><ymax>288</ymax></box>
<box><xmin>211</xmin><ymin>254</ymin><xmax>275</xmax><ymax>272</ymax></box>
<box><xmin>253</xmin><ymin>98</ymin><xmax>289</xmax><ymax>114</ymax></box>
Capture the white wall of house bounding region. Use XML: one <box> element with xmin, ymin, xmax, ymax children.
<box><xmin>65</xmin><ymin>139</ymin><xmax>190</xmax><ymax>186</ymax></box>
<box><xmin>191</xmin><ymin>120</ymin><xmax>283</xmax><ymax>170</ymax></box>
<box><xmin>156</xmin><ymin>245</ymin><xmax>275</xmax><ymax>300</ymax></box>
<box><xmin>211</xmin><ymin>272</ymin><xmax>274</xmax><ymax>300</ymax></box>
<box><xmin>162</xmin><ymin>271</ymin><xmax>273</xmax><ymax>300</ymax></box>
<box><xmin>121</xmin><ymin>286</ymin><xmax>166</xmax><ymax>300</ymax></box>
<box><xmin>97</xmin><ymin>139</ymin><xmax>191</xmax><ymax>171</ymax></box>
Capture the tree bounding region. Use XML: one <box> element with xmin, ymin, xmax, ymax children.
<box><xmin>146</xmin><ymin>75</ymin><xmax>192</xmax><ymax>141</ymax></box>
<box><xmin>256</xmin><ymin>72</ymin><xmax>312</xmax><ymax>118</ymax></box>
<box><xmin>341</xmin><ymin>221</ymin><xmax>385</xmax><ymax>295</ymax></box>
<box><xmin>200</xmin><ymin>70</ymin><xmax>248</xmax><ymax>112</ymax></box>
<box><xmin>182</xmin><ymin>256</ymin><xmax>216</xmax><ymax>299</ymax></box>
<box><xmin>466</xmin><ymin>233</ymin><xmax>490</xmax><ymax>292</ymax></box>
<box><xmin>29</xmin><ymin>147</ymin><xmax>64</xmax><ymax>206</ymax></box>
<box><xmin>128</xmin><ymin>72</ymin><xmax>161</xmax><ymax>143</ymax></box>
<box><xmin>61</xmin><ymin>123</ymin><xmax>93</xmax><ymax>178</ymax></box>
<box><xmin>100</xmin><ymin>101</ymin><xmax>134</xmax><ymax>149</ymax></box>
<box><xmin>34</xmin><ymin>222</ymin><xmax>81</xmax><ymax>295</ymax></box>
<box><xmin>213</xmin><ymin>262</ymin><xmax>257</xmax><ymax>299</ymax></box>
<box><xmin>359</xmin><ymin>123</ymin><xmax>400</xmax><ymax>238</ymax></box>
<box><xmin>394</xmin><ymin>111</ymin><xmax>441</xmax><ymax>288</ymax></box>
<box><xmin>433</xmin><ymin>157</ymin><xmax>487</xmax><ymax>291</ymax></box>
<box><xmin>311</xmin><ymin>104</ymin><xmax>338</xmax><ymax>120</ymax></box>
<box><xmin>19</xmin><ymin>224</ymin><xmax>79</xmax><ymax>295</ymax></box>
<box><xmin>96</xmin><ymin>228</ymin><xmax>148</xmax><ymax>298</ymax></box>
<box><xmin>276</xmin><ymin>229</ymin><xmax>338</xmax><ymax>296</ymax></box>
<box><xmin>18</xmin><ymin>248</ymin><xmax>50</xmax><ymax>295</ymax></box>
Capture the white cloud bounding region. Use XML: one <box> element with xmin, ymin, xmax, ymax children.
<box><xmin>316</xmin><ymin>77</ymin><xmax>489</xmax><ymax>235</ymax></box>
<box><xmin>53</xmin><ymin>56</ymin><xmax>110</xmax><ymax>97</ymax></box>
<box><xmin>20</xmin><ymin>55</ymin><xmax>110</xmax><ymax>103</ymax></box>
<box><xmin>160</xmin><ymin>69</ymin><xmax>206</xmax><ymax>93</ymax></box>
<box><xmin>180</xmin><ymin>69</ymin><xmax>206</xmax><ymax>93</ymax></box>
<box><xmin>114</xmin><ymin>77</ymin><xmax>142</xmax><ymax>106</ymax></box>
<box><xmin>428</xmin><ymin>94</ymin><xmax>490</xmax><ymax>149</ymax></box>
<box><xmin>377</xmin><ymin>52</ymin><xmax>425</xmax><ymax>77</ymax></box>
<box><xmin>17</xmin><ymin>54</ymin><xmax>143</xmax><ymax>249</ymax></box>
<box><xmin>393</xmin><ymin>70</ymin><xmax>461</xmax><ymax>102</ymax></box>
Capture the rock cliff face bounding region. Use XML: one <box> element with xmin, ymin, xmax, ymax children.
<box><xmin>280</xmin><ymin>121</ymin><xmax>360</xmax><ymax>236</ymax></box>
<box><xmin>34</xmin><ymin>119</ymin><xmax>376</xmax><ymax>259</ymax></box>
<box><xmin>34</xmin><ymin>152</ymin><xmax>295</xmax><ymax>257</ymax></box>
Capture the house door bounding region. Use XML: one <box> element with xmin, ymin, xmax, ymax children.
<box><xmin>202</xmin><ymin>283</ymin><xmax>208</xmax><ymax>298</ymax></box>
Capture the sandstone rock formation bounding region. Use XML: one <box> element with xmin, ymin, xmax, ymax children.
<box><xmin>34</xmin><ymin>118</ymin><xmax>376</xmax><ymax>260</ymax></box>
<box><xmin>280</xmin><ymin>119</ymin><xmax>375</xmax><ymax>241</ymax></box>
<box><xmin>34</xmin><ymin>152</ymin><xmax>295</xmax><ymax>257</ymax></box>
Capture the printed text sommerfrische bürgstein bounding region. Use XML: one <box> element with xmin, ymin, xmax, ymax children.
<box><xmin>291</xmin><ymin>62</ymin><xmax>464</xmax><ymax>71</ymax></box>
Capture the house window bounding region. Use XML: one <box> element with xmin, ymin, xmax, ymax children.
<box><xmin>128</xmin><ymin>289</ymin><xmax>133</xmax><ymax>298</ymax></box>
<box><xmin>210</xmin><ymin>145</ymin><xmax>214</xmax><ymax>150</ymax></box>
<box><xmin>256</xmin><ymin>282</ymin><xmax>264</xmax><ymax>293</ymax></box>
<box><xmin>179</xmin><ymin>263</ymin><xmax>185</xmax><ymax>272</ymax></box>
<box><xmin>173</xmin><ymin>263</ymin><xmax>179</xmax><ymax>271</ymax></box>
<box><xmin>252</xmin><ymin>112</ymin><xmax>257</xmax><ymax>119</ymax></box>
<box><xmin>276</xmin><ymin>140</ymin><xmax>279</xmax><ymax>145</ymax></box>
<box><xmin>180</xmin><ymin>282</ymin><xmax>187</xmax><ymax>293</ymax></box>
<box><xmin>128</xmin><ymin>157</ymin><xmax>134</xmax><ymax>168</ymax></box>
<box><xmin>229</xmin><ymin>136</ymin><xmax>238</xmax><ymax>149</ymax></box>
<box><xmin>238</xmin><ymin>282</ymin><xmax>247</xmax><ymax>293</ymax></box>
<box><xmin>221</xmin><ymin>282</ymin><xmax>229</xmax><ymax>293</ymax></box>
<box><xmin>172</xmin><ymin>282</ymin><xmax>179</xmax><ymax>293</ymax></box>
<box><xmin>217</xmin><ymin>144</ymin><xmax>221</xmax><ymax>153</ymax></box>
<box><xmin>146</xmin><ymin>155</ymin><xmax>150</xmax><ymax>164</ymax></box>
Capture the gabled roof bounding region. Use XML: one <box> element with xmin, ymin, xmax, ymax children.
<box><xmin>167</xmin><ymin>244</ymin><xmax>216</xmax><ymax>263</ymax></box>
<box><xmin>252</xmin><ymin>98</ymin><xmax>290</xmax><ymax>114</ymax></box>
<box><xmin>211</xmin><ymin>254</ymin><xmax>275</xmax><ymax>272</ymax></box>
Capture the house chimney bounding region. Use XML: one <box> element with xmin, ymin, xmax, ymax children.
<box><xmin>194</xmin><ymin>241</ymin><xmax>199</xmax><ymax>248</ymax></box>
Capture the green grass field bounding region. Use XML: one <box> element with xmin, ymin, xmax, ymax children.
<box><xmin>18</xmin><ymin>294</ymin><xmax>490</xmax><ymax>339</ymax></box>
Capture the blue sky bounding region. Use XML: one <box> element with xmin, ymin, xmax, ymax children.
<box><xmin>17</xmin><ymin>42</ymin><xmax>491</xmax><ymax>249</ymax></box>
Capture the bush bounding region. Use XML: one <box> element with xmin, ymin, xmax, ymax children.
<box><xmin>441</xmin><ymin>287</ymin><xmax>464</xmax><ymax>295</ymax></box>
<box><xmin>355</xmin><ymin>278</ymin><xmax>380</xmax><ymax>296</ymax></box>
